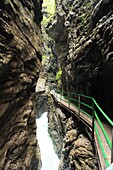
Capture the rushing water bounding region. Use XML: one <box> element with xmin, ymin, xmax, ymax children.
<box><xmin>36</xmin><ymin>112</ymin><xmax>59</xmax><ymax>170</ymax></box>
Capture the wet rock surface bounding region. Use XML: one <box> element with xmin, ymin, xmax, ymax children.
<box><xmin>47</xmin><ymin>0</ymin><xmax>113</xmax><ymax>117</ymax></box>
<box><xmin>0</xmin><ymin>0</ymin><xmax>42</xmax><ymax>169</ymax></box>
<box><xmin>36</xmin><ymin>71</ymin><xmax>48</xmax><ymax>118</ymax></box>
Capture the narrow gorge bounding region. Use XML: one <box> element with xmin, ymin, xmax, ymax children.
<box><xmin>0</xmin><ymin>0</ymin><xmax>113</xmax><ymax>170</ymax></box>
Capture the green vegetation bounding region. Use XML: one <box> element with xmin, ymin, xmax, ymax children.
<box><xmin>55</xmin><ymin>69</ymin><xmax>62</xmax><ymax>86</ymax></box>
<box><xmin>86</xmin><ymin>1</ymin><xmax>91</xmax><ymax>8</ymax></box>
<box><xmin>42</xmin><ymin>54</ymin><xmax>47</xmax><ymax>65</ymax></box>
<box><xmin>42</xmin><ymin>0</ymin><xmax>56</xmax><ymax>26</ymax></box>
<box><xmin>41</xmin><ymin>0</ymin><xmax>56</xmax><ymax>65</ymax></box>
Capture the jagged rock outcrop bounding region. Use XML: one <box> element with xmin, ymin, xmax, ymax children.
<box><xmin>59</xmin><ymin>129</ymin><xmax>97</xmax><ymax>170</ymax></box>
<box><xmin>36</xmin><ymin>71</ymin><xmax>48</xmax><ymax>118</ymax></box>
<box><xmin>47</xmin><ymin>0</ymin><xmax>113</xmax><ymax>117</ymax></box>
<box><xmin>48</xmin><ymin>95</ymin><xmax>65</xmax><ymax>158</ymax></box>
<box><xmin>48</xmin><ymin>95</ymin><xmax>97</xmax><ymax>169</ymax></box>
<box><xmin>0</xmin><ymin>0</ymin><xmax>42</xmax><ymax>169</ymax></box>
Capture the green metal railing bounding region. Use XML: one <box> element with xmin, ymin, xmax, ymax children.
<box><xmin>51</xmin><ymin>88</ymin><xmax>113</xmax><ymax>168</ymax></box>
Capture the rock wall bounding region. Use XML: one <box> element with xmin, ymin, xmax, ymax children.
<box><xmin>48</xmin><ymin>95</ymin><xmax>65</xmax><ymax>158</ymax></box>
<box><xmin>0</xmin><ymin>0</ymin><xmax>42</xmax><ymax>169</ymax></box>
<box><xmin>36</xmin><ymin>71</ymin><xmax>48</xmax><ymax>118</ymax></box>
<box><xmin>47</xmin><ymin>0</ymin><xmax>113</xmax><ymax>117</ymax></box>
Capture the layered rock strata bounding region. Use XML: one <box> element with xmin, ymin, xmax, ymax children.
<box><xmin>0</xmin><ymin>0</ymin><xmax>42</xmax><ymax>169</ymax></box>
<box><xmin>47</xmin><ymin>0</ymin><xmax>113</xmax><ymax>116</ymax></box>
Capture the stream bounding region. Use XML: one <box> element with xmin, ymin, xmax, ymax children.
<box><xmin>36</xmin><ymin>112</ymin><xmax>59</xmax><ymax>170</ymax></box>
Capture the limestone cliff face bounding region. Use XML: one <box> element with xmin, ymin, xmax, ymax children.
<box><xmin>47</xmin><ymin>0</ymin><xmax>113</xmax><ymax>117</ymax></box>
<box><xmin>0</xmin><ymin>0</ymin><xmax>42</xmax><ymax>169</ymax></box>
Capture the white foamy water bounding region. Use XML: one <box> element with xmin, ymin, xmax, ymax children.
<box><xmin>36</xmin><ymin>112</ymin><xmax>59</xmax><ymax>170</ymax></box>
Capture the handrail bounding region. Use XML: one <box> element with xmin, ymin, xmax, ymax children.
<box><xmin>94</xmin><ymin>123</ymin><xmax>110</xmax><ymax>167</ymax></box>
<box><xmin>57</xmin><ymin>89</ymin><xmax>113</xmax><ymax>126</ymax></box>
<box><xmin>92</xmin><ymin>98</ymin><xmax>113</xmax><ymax>126</ymax></box>
<box><xmin>94</xmin><ymin>111</ymin><xmax>111</xmax><ymax>148</ymax></box>
<box><xmin>51</xmin><ymin>88</ymin><xmax>113</xmax><ymax>169</ymax></box>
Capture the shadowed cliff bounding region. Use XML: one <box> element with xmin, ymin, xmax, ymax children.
<box><xmin>0</xmin><ymin>0</ymin><xmax>42</xmax><ymax>169</ymax></box>
<box><xmin>47</xmin><ymin>0</ymin><xmax>113</xmax><ymax>118</ymax></box>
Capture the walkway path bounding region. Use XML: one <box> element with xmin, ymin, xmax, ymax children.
<box><xmin>51</xmin><ymin>91</ymin><xmax>112</xmax><ymax>170</ymax></box>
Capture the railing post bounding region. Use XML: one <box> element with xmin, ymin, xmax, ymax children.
<box><xmin>78</xmin><ymin>95</ymin><xmax>80</xmax><ymax>120</ymax></box>
<box><xmin>111</xmin><ymin>128</ymin><xmax>113</xmax><ymax>163</ymax></box>
<box><xmin>92</xmin><ymin>100</ymin><xmax>95</xmax><ymax>141</ymax></box>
